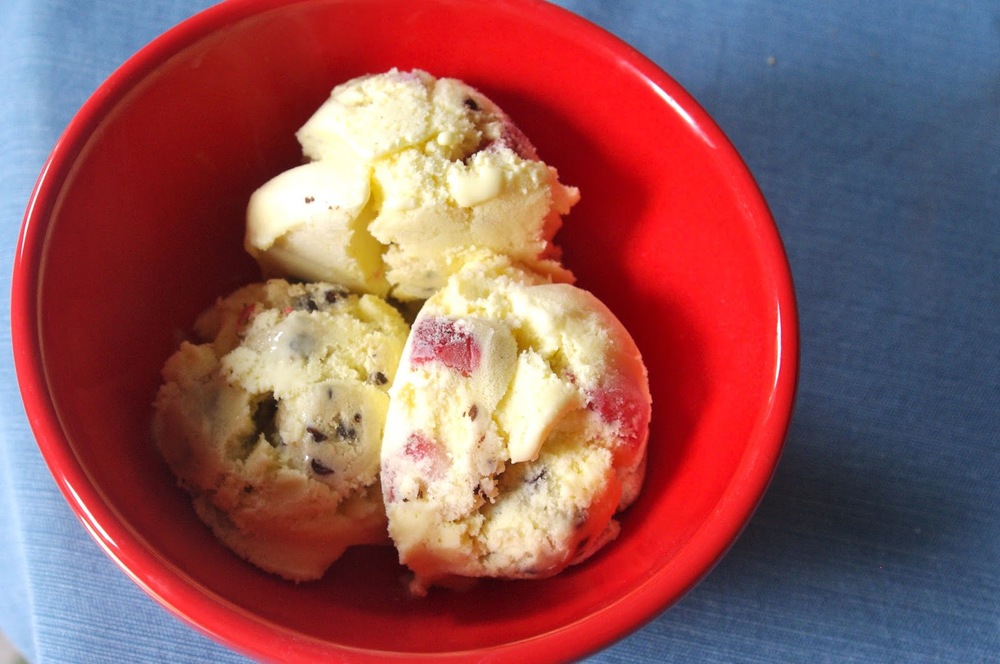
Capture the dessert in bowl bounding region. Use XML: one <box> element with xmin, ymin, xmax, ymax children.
<box><xmin>11</xmin><ymin>0</ymin><xmax>798</xmax><ymax>660</ymax></box>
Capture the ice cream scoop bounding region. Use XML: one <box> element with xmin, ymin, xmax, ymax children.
<box><xmin>379</xmin><ymin>259</ymin><xmax>651</xmax><ymax>595</ymax></box>
<box><xmin>246</xmin><ymin>69</ymin><xmax>579</xmax><ymax>300</ymax></box>
<box><xmin>153</xmin><ymin>279</ymin><xmax>410</xmax><ymax>581</ymax></box>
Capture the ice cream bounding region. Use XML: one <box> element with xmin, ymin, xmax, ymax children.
<box><xmin>152</xmin><ymin>279</ymin><xmax>410</xmax><ymax>581</ymax></box>
<box><xmin>245</xmin><ymin>68</ymin><xmax>579</xmax><ymax>301</ymax></box>
<box><xmin>379</xmin><ymin>259</ymin><xmax>651</xmax><ymax>595</ymax></box>
<box><xmin>157</xmin><ymin>69</ymin><xmax>651</xmax><ymax>589</ymax></box>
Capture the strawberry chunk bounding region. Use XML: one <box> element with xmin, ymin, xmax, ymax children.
<box><xmin>403</xmin><ymin>431</ymin><xmax>439</xmax><ymax>462</ymax></box>
<box><xmin>404</xmin><ymin>431</ymin><xmax>448</xmax><ymax>480</ymax></box>
<box><xmin>384</xmin><ymin>431</ymin><xmax>449</xmax><ymax>504</ymax></box>
<box><xmin>410</xmin><ymin>317</ymin><xmax>481</xmax><ymax>376</ymax></box>
<box><xmin>587</xmin><ymin>379</ymin><xmax>650</xmax><ymax>455</ymax></box>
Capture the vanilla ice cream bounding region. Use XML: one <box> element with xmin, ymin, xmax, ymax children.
<box><xmin>379</xmin><ymin>259</ymin><xmax>651</xmax><ymax>595</ymax></box>
<box><xmin>246</xmin><ymin>68</ymin><xmax>579</xmax><ymax>300</ymax></box>
<box><xmin>159</xmin><ymin>69</ymin><xmax>652</xmax><ymax>590</ymax></box>
<box><xmin>153</xmin><ymin>279</ymin><xmax>410</xmax><ymax>581</ymax></box>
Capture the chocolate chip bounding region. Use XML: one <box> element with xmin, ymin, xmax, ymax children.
<box><xmin>353</xmin><ymin>412</ymin><xmax>362</xmax><ymax>424</ymax></box>
<box><xmin>325</xmin><ymin>288</ymin><xmax>345</xmax><ymax>303</ymax></box>
<box><xmin>467</xmin><ymin>404</ymin><xmax>478</xmax><ymax>421</ymax></box>
<box><xmin>463</xmin><ymin>97</ymin><xmax>479</xmax><ymax>111</ymax></box>
<box><xmin>526</xmin><ymin>467</ymin><xmax>548</xmax><ymax>486</ymax></box>
<box><xmin>335</xmin><ymin>419</ymin><xmax>358</xmax><ymax>442</ymax></box>
<box><xmin>307</xmin><ymin>426</ymin><xmax>328</xmax><ymax>442</ymax></box>
<box><xmin>304</xmin><ymin>195</ymin><xmax>315</xmax><ymax>204</ymax></box>
<box><xmin>291</xmin><ymin>294</ymin><xmax>319</xmax><ymax>312</ymax></box>
<box><xmin>311</xmin><ymin>458</ymin><xmax>334</xmax><ymax>475</ymax></box>
<box><xmin>372</xmin><ymin>371</ymin><xmax>388</xmax><ymax>385</ymax></box>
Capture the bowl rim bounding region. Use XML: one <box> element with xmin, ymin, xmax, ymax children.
<box><xmin>10</xmin><ymin>0</ymin><xmax>799</xmax><ymax>660</ymax></box>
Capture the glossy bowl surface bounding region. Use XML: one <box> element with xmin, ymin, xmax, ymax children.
<box><xmin>12</xmin><ymin>0</ymin><xmax>798</xmax><ymax>660</ymax></box>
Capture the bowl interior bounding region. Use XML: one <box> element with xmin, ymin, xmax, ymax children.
<box><xmin>16</xmin><ymin>0</ymin><xmax>796</xmax><ymax>660</ymax></box>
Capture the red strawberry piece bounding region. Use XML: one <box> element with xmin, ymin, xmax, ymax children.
<box><xmin>403</xmin><ymin>431</ymin><xmax>448</xmax><ymax>481</ymax></box>
<box><xmin>404</xmin><ymin>431</ymin><xmax>438</xmax><ymax>461</ymax></box>
<box><xmin>410</xmin><ymin>317</ymin><xmax>481</xmax><ymax>376</ymax></box>
<box><xmin>587</xmin><ymin>378</ymin><xmax>650</xmax><ymax>456</ymax></box>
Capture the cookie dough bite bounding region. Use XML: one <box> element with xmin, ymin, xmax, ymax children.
<box><xmin>153</xmin><ymin>279</ymin><xmax>410</xmax><ymax>581</ymax></box>
<box><xmin>246</xmin><ymin>68</ymin><xmax>579</xmax><ymax>301</ymax></box>
<box><xmin>380</xmin><ymin>260</ymin><xmax>651</xmax><ymax>595</ymax></box>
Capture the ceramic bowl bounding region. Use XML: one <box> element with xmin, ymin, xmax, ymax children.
<box><xmin>11</xmin><ymin>0</ymin><xmax>798</xmax><ymax>660</ymax></box>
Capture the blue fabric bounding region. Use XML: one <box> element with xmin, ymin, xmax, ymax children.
<box><xmin>1</xmin><ymin>1</ymin><xmax>998</xmax><ymax>662</ymax></box>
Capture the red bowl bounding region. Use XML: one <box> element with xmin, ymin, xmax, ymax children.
<box><xmin>11</xmin><ymin>0</ymin><xmax>798</xmax><ymax>660</ymax></box>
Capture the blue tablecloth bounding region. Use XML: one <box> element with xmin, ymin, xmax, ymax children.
<box><xmin>1</xmin><ymin>1</ymin><xmax>997</xmax><ymax>661</ymax></box>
